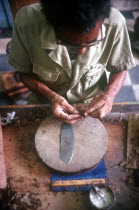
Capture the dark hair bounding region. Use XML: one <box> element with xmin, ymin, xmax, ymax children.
<box><xmin>40</xmin><ymin>0</ymin><xmax>111</xmax><ymax>33</ymax></box>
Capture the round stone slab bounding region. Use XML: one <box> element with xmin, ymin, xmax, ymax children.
<box><xmin>35</xmin><ymin>115</ymin><xmax>108</xmax><ymax>173</ymax></box>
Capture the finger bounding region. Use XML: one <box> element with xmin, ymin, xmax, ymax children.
<box><xmin>55</xmin><ymin>109</ymin><xmax>81</xmax><ymax>121</ymax></box>
<box><xmin>98</xmin><ymin>104</ymin><xmax>112</xmax><ymax>118</ymax></box>
<box><xmin>64</xmin><ymin>117</ymin><xmax>82</xmax><ymax>124</ymax></box>
<box><xmin>64</xmin><ymin>103</ymin><xmax>79</xmax><ymax>114</ymax></box>
<box><xmin>88</xmin><ymin>106</ymin><xmax>107</xmax><ymax>119</ymax></box>
<box><xmin>89</xmin><ymin>110</ymin><xmax>100</xmax><ymax>118</ymax></box>
<box><xmin>67</xmin><ymin>114</ymin><xmax>82</xmax><ymax>121</ymax></box>
<box><xmin>100</xmin><ymin>112</ymin><xmax>105</xmax><ymax>119</ymax></box>
<box><xmin>89</xmin><ymin>95</ymin><xmax>100</xmax><ymax>104</ymax></box>
<box><xmin>85</xmin><ymin>100</ymin><xmax>104</xmax><ymax>116</ymax></box>
<box><xmin>54</xmin><ymin>108</ymin><xmax>69</xmax><ymax>120</ymax></box>
<box><xmin>89</xmin><ymin>105</ymin><xmax>110</xmax><ymax>119</ymax></box>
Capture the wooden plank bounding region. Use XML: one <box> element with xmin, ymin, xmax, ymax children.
<box><xmin>126</xmin><ymin>113</ymin><xmax>139</xmax><ymax>169</ymax></box>
<box><xmin>0</xmin><ymin>102</ymin><xmax>139</xmax><ymax>113</ymax></box>
<box><xmin>2</xmin><ymin>108</ymin><xmax>138</xmax><ymax>210</ymax></box>
<box><xmin>112</xmin><ymin>102</ymin><xmax>139</xmax><ymax>113</ymax></box>
<box><xmin>0</xmin><ymin>116</ymin><xmax>7</xmax><ymax>189</ymax></box>
<box><xmin>52</xmin><ymin>178</ymin><xmax>106</xmax><ymax>187</ymax></box>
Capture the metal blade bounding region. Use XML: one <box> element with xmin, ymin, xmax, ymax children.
<box><xmin>59</xmin><ymin>122</ymin><xmax>74</xmax><ymax>164</ymax></box>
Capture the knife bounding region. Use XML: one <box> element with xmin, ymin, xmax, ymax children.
<box><xmin>59</xmin><ymin>122</ymin><xmax>75</xmax><ymax>164</ymax></box>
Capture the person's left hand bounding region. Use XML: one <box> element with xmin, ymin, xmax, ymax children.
<box><xmin>84</xmin><ymin>93</ymin><xmax>114</xmax><ymax>119</ymax></box>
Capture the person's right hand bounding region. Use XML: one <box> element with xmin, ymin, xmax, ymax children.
<box><xmin>50</xmin><ymin>94</ymin><xmax>82</xmax><ymax>124</ymax></box>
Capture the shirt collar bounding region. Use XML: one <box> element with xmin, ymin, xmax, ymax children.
<box><xmin>98</xmin><ymin>23</ymin><xmax>106</xmax><ymax>40</ymax></box>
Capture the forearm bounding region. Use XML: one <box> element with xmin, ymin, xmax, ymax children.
<box><xmin>18</xmin><ymin>72</ymin><xmax>57</xmax><ymax>102</ymax></box>
<box><xmin>104</xmin><ymin>70</ymin><xmax>127</xmax><ymax>100</ymax></box>
<box><xmin>18</xmin><ymin>72</ymin><xmax>81</xmax><ymax>124</ymax></box>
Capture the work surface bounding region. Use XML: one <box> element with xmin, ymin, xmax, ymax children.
<box><xmin>0</xmin><ymin>103</ymin><xmax>139</xmax><ymax>210</ymax></box>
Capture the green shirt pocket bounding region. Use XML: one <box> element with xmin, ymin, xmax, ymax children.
<box><xmin>33</xmin><ymin>64</ymin><xmax>60</xmax><ymax>82</ymax></box>
<box><xmin>82</xmin><ymin>64</ymin><xmax>106</xmax><ymax>91</ymax></box>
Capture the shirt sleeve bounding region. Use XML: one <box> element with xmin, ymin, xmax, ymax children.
<box><xmin>107</xmin><ymin>21</ymin><xmax>135</xmax><ymax>72</ymax></box>
<box><xmin>9</xmin><ymin>21</ymin><xmax>32</xmax><ymax>73</ymax></box>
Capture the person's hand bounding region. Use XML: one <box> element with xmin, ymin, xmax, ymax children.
<box><xmin>84</xmin><ymin>93</ymin><xmax>114</xmax><ymax>119</ymax></box>
<box><xmin>50</xmin><ymin>94</ymin><xmax>82</xmax><ymax>124</ymax></box>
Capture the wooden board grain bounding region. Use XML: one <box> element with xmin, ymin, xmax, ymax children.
<box><xmin>52</xmin><ymin>178</ymin><xmax>106</xmax><ymax>187</ymax></box>
<box><xmin>2</xmin><ymin>114</ymin><xmax>134</xmax><ymax>210</ymax></box>
<box><xmin>0</xmin><ymin>105</ymin><xmax>139</xmax><ymax>210</ymax></box>
<box><xmin>0</xmin><ymin>117</ymin><xmax>7</xmax><ymax>189</ymax></box>
<box><xmin>126</xmin><ymin>113</ymin><xmax>139</xmax><ymax>169</ymax></box>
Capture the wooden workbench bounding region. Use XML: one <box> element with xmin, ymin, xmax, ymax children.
<box><xmin>0</xmin><ymin>103</ymin><xmax>139</xmax><ymax>210</ymax></box>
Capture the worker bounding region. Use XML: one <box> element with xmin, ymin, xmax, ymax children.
<box><xmin>9</xmin><ymin>0</ymin><xmax>135</xmax><ymax>124</ymax></box>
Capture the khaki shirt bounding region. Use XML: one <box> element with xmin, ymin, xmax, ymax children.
<box><xmin>9</xmin><ymin>3</ymin><xmax>135</xmax><ymax>104</ymax></box>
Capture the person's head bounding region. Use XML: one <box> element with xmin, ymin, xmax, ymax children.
<box><xmin>40</xmin><ymin>0</ymin><xmax>111</xmax><ymax>54</ymax></box>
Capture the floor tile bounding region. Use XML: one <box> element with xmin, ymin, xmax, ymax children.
<box><xmin>133</xmin><ymin>53</ymin><xmax>139</xmax><ymax>65</ymax></box>
<box><xmin>126</xmin><ymin>19</ymin><xmax>135</xmax><ymax>31</ymax></box>
<box><xmin>112</xmin><ymin>0</ymin><xmax>139</xmax><ymax>10</ymax></box>
<box><xmin>115</xmin><ymin>85</ymin><xmax>137</xmax><ymax>102</ymax></box>
<box><xmin>121</xmin><ymin>10</ymin><xmax>134</xmax><ymax>19</ymax></box>
<box><xmin>134</xmin><ymin>1</ymin><xmax>139</xmax><ymax>10</ymax></box>
<box><xmin>132</xmin><ymin>11</ymin><xmax>139</xmax><ymax>19</ymax></box>
<box><xmin>123</xmin><ymin>71</ymin><xmax>132</xmax><ymax>86</ymax></box>
<box><xmin>133</xmin><ymin>84</ymin><xmax>139</xmax><ymax>101</ymax></box>
<box><xmin>0</xmin><ymin>28</ymin><xmax>12</xmax><ymax>39</ymax></box>
<box><xmin>0</xmin><ymin>54</ymin><xmax>14</xmax><ymax>72</ymax></box>
<box><xmin>112</xmin><ymin>0</ymin><xmax>137</xmax><ymax>11</ymax></box>
<box><xmin>0</xmin><ymin>38</ymin><xmax>11</xmax><ymax>54</ymax></box>
<box><xmin>128</xmin><ymin>65</ymin><xmax>139</xmax><ymax>84</ymax></box>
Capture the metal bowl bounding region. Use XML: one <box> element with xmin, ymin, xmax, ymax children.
<box><xmin>89</xmin><ymin>185</ymin><xmax>115</xmax><ymax>209</ymax></box>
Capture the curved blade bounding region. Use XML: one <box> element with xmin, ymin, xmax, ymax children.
<box><xmin>60</xmin><ymin>122</ymin><xmax>74</xmax><ymax>164</ymax></box>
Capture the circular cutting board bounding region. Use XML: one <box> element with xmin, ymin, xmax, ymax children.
<box><xmin>35</xmin><ymin>115</ymin><xmax>108</xmax><ymax>173</ymax></box>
